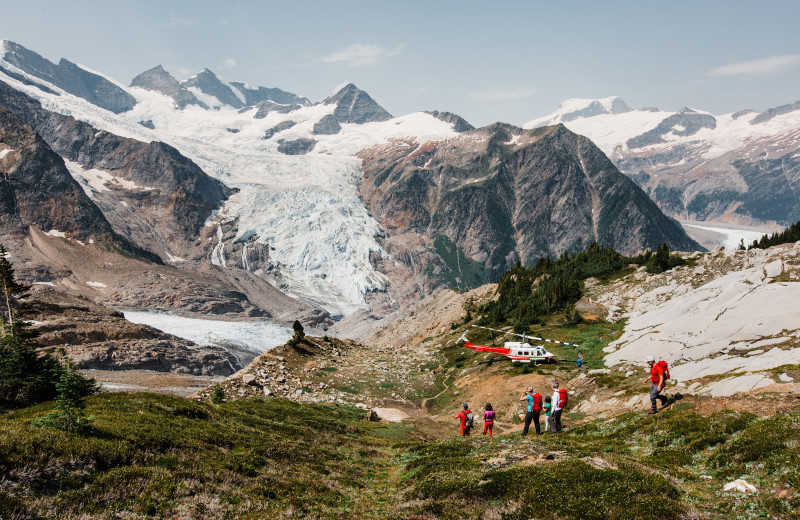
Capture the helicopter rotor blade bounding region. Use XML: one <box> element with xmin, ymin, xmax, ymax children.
<box><xmin>470</xmin><ymin>324</ymin><xmax>581</xmax><ymax>348</ymax></box>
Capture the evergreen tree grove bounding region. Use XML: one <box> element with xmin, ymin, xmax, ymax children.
<box><xmin>749</xmin><ymin>219</ymin><xmax>800</xmax><ymax>250</ymax></box>
<box><xmin>0</xmin><ymin>242</ymin><xmax>96</xmax><ymax>409</ymax></box>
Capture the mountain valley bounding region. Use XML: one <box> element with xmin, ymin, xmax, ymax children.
<box><xmin>1</xmin><ymin>36</ymin><xmax>800</xmax><ymax>519</ymax></box>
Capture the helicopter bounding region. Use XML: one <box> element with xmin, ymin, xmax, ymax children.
<box><xmin>458</xmin><ymin>325</ymin><xmax>580</xmax><ymax>364</ymax></box>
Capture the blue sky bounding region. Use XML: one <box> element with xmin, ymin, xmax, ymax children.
<box><xmin>2</xmin><ymin>0</ymin><xmax>799</xmax><ymax>127</ymax></box>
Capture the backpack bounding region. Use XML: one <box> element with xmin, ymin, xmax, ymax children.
<box><xmin>464</xmin><ymin>412</ymin><xmax>474</xmax><ymax>428</ymax></box>
<box><xmin>532</xmin><ymin>393</ymin><xmax>543</xmax><ymax>412</ymax></box>
<box><xmin>657</xmin><ymin>360</ymin><xmax>670</xmax><ymax>381</ymax></box>
<box><xmin>557</xmin><ymin>388</ymin><xmax>568</xmax><ymax>409</ymax></box>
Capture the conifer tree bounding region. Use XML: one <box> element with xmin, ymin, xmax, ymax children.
<box><xmin>33</xmin><ymin>356</ymin><xmax>93</xmax><ymax>432</ymax></box>
<box><xmin>0</xmin><ymin>242</ymin><xmax>95</xmax><ymax>408</ymax></box>
<box><xmin>0</xmin><ymin>244</ymin><xmax>28</xmax><ymax>323</ymax></box>
<box><xmin>288</xmin><ymin>320</ymin><xmax>305</xmax><ymax>347</ymax></box>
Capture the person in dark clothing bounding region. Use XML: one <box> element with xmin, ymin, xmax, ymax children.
<box><xmin>520</xmin><ymin>386</ymin><xmax>542</xmax><ymax>435</ymax></box>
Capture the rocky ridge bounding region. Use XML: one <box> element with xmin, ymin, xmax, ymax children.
<box><xmin>1</xmin><ymin>40</ymin><xmax>136</xmax><ymax>113</ymax></box>
<box><xmin>0</xmin><ymin>79</ymin><xmax>232</xmax><ymax>262</ymax></box>
<box><xmin>0</xmin><ymin>102</ymin><xmax>155</xmax><ymax>266</ymax></box>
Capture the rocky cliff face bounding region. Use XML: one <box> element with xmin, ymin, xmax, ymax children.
<box><xmin>0</xmin><ymin>102</ymin><xmax>155</xmax><ymax>262</ymax></box>
<box><xmin>0</xmin><ymin>79</ymin><xmax>232</xmax><ymax>261</ymax></box>
<box><xmin>359</xmin><ymin>124</ymin><xmax>699</xmax><ymax>290</ymax></box>
<box><xmin>1</xmin><ymin>40</ymin><xmax>136</xmax><ymax>114</ymax></box>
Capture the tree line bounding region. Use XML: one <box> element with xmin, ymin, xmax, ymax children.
<box><xmin>477</xmin><ymin>241</ymin><xmax>684</xmax><ymax>332</ymax></box>
<box><xmin>746</xmin><ymin>219</ymin><xmax>800</xmax><ymax>250</ymax></box>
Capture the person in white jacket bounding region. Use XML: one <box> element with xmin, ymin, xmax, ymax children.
<box><xmin>549</xmin><ymin>380</ymin><xmax>563</xmax><ymax>433</ymax></box>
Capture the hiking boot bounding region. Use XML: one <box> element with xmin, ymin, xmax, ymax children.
<box><xmin>647</xmin><ymin>410</ymin><xmax>659</xmax><ymax>415</ymax></box>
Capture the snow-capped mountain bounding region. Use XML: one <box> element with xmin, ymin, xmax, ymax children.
<box><xmin>524</xmin><ymin>97</ymin><xmax>800</xmax><ymax>227</ymax></box>
<box><xmin>0</xmin><ymin>40</ymin><xmax>463</xmax><ymax>317</ymax></box>
<box><xmin>0</xmin><ymin>40</ymin><xmax>699</xmax><ymax>321</ymax></box>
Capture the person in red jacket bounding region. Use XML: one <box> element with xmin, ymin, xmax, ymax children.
<box><xmin>644</xmin><ymin>355</ymin><xmax>668</xmax><ymax>414</ymax></box>
<box><xmin>453</xmin><ymin>402</ymin><xmax>473</xmax><ymax>436</ymax></box>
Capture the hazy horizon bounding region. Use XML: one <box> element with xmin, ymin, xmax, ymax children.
<box><xmin>2</xmin><ymin>0</ymin><xmax>799</xmax><ymax>127</ymax></box>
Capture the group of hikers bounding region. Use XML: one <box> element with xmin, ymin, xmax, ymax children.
<box><xmin>454</xmin><ymin>355</ymin><xmax>673</xmax><ymax>436</ymax></box>
<box><xmin>454</xmin><ymin>379</ymin><xmax>569</xmax><ymax>437</ymax></box>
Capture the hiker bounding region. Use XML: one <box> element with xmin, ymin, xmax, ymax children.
<box><xmin>520</xmin><ymin>386</ymin><xmax>543</xmax><ymax>435</ymax></box>
<box><xmin>454</xmin><ymin>402</ymin><xmax>473</xmax><ymax>436</ymax></box>
<box><xmin>577</xmin><ymin>352</ymin><xmax>584</xmax><ymax>369</ymax></box>
<box><xmin>543</xmin><ymin>395</ymin><xmax>552</xmax><ymax>432</ymax></box>
<box><xmin>644</xmin><ymin>355</ymin><xmax>668</xmax><ymax>414</ymax></box>
<box><xmin>549</xmin><ymin>380</ymin><xmax>567</xmax><ymax>433</ymax></box>
<box><xmin>483</xmin><ymin>403</ymin><xmax>495</xmax><ymax>436</ymax></box>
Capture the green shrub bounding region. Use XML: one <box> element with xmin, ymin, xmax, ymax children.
<box><xmin>480</xmin><ymin>460</ymin><xmax>683</xmax><ymax>520</ymax></box>
<box><xmin>211</xmin><ymin>383</ymin><xmax>225</xmax><ymax>404</ymax></box>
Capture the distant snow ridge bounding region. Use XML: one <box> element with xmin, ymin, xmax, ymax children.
<box><xmin>525</xmin><ymin>96</ymin><xmax>632</xmax><ymax>128</ymax></box>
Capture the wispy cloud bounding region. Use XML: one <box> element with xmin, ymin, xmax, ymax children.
<box><xmin>707</xmin><ymin>54</ymin><xmax>800</xmax><ymax>77</ymax></box>
<box><xmin>467</xmin><ymin>87</ymin><xmax>536</xmax><ymax>102</ymax></box>
<box><xmin>222</xmin><ymin>58</ymin><xmax>236</xmax><ymax>68</ymax></box>
<box><xmin>321</xmin><ymin>43</ymin><xmax>403</xmax><ymax>67</ymax></box>
<box><xmin>156</xmin><ymin>17</ymin><xmax>195</xmax><ymax>29</ymax></box>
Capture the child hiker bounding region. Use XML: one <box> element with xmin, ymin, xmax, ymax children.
<box><xmin>543</xmin><ymin>395</ymin><xmax>552</xmax><ymax>432</ymax></box>
<box><xmin>483</xmin><ymin>403</ymin><xmax>495</xmax><ymax>436</ymax></box>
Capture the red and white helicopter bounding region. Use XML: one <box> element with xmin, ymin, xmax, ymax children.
<box><xmin>458</xmin><ymin>325</ymin><xmax>580</xmax><ymax>364</ymax></box>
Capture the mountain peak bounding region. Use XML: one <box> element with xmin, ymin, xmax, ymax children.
<box><xmin>324</xmin><ymin>83</ymin><xmax>364</xmax><ymax>104</ymax></box>
<box><xmin>322</xmin><ymin>84</ymin><xmax>392</xmax><ymax>124</ymax></box>
<box><xmin>131</xmin><ymin>65</ymin><xmax>206</xmax><ymax>109</ymax></box>
<box><xmin>182</xmin><ymin>69</ymin><xmax>245</xmax><ymax>108</ymax></box>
